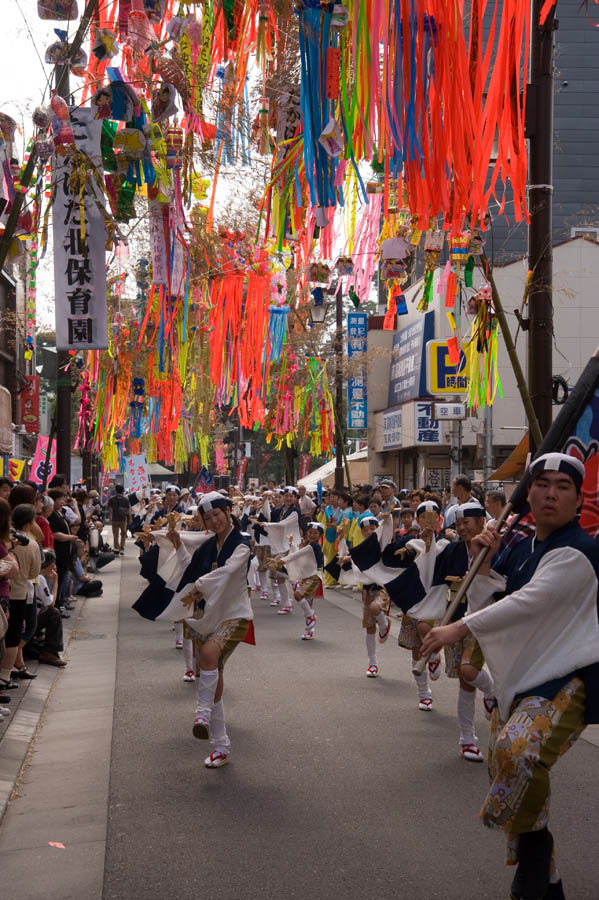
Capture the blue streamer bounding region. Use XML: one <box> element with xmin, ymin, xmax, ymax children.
<box><xmin>267</xmin><ymin>306</ymin><xmax>290</xmax><ymax>363</ymax></box>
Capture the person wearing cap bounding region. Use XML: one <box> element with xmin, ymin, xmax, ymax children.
<box><xmin>442</xmin><ymin>474</ymin><xmax>475</xmax><ymax>533</ymax></box>
<box><xmin>338</xmin><ymin>514</ymin><xmax>395</xmax><ymax>677</ymax></box>
<box><xmin>270</xmin><ymin>522</ymin><xmax>324</xmax><ymax>639</ymax></box>
<box><xmin>249</xmin><ymin>492</ymin><xmax>274</xmax><ymax>601</ymax></box>
<box><xmin>421</xmin><ymin>452</ymin><xmax>599</xmax><ymax>900</ymax></box>
<box><xmin>408</xmin><ymin>500</ymin><xmax>489</xmax><ymax>757</ymax></box>
<box><xmin>149</xmin><ymin>485</ymin><xmax>184</xmax><ymax>525</ymax></box>
<box><xmin>297</xmin><ymin>484</ymin><xmax>316</xmax><ymax>531</ymax></box>
<box><xmin>381</xmin><ymin>500</ymin><xmax>448</xmax><ymax>709</ymax></box>
<box><xmin>134</xmin><ymin>491</ymin><xmax>253</xmax><ymax>769</ymax></box>
<box><xmin>259</xmin><ymin>488</ymin><xmax>301</xmax><ymax>614</ymax></box>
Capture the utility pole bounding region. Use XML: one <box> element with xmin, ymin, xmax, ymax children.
<box><xmin>52</xmin><ymin>0</ymin><xmax>100</xmax><ymax>483</ymax></box>
<box><xmin>334</xmin><ymin>281</ymin><xmax>345</xmax><ymax>491</ymax></box>
<box><xmin>527</xmin><ymin>0</ymin><xmax>557</xmax><ymax>448</ymax></box>
<box><xmin>54</xmin><ymin>60</ymin><xmax>73</xmax><ymax>484</ymax></box>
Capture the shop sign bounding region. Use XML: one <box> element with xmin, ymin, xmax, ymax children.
<box><xmin>388</xmin><ymin>311</ymin><xmax>434</xmax><ymax>406</ymax></box>
<box><xmin>415</xmin><ymin>401</ymin><xmax>441</xmax><ymax>444</ymax></box>
<box><xmin>382</xmin><ymin>407</ymin><xmax>402</xmax><ymax>450</ymax></box>
<box><xmin>426</xmin><ymin>340</ymin><xmax>473</xmax><ymax>395</ymax></box>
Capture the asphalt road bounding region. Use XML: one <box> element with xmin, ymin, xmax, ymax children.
<box><xmin>102</xmin><ymin>554</ymin><xmax>599</xmax><ymax>900</ymax></box>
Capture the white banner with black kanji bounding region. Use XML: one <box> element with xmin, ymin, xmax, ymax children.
<box><xmin>53</xmin><ymin>107</ymin><xmax>108</xmax><ymax>350</ymax></box>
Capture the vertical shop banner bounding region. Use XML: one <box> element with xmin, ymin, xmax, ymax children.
<box><xmin>30</xmin><ymin>435</ymin><xmax>57</xmax><ymax>484</ymax></box>
<box><xmin>124</xmin><ymin>453</ymin><xmax>151</xmax><ymax>493</ymax></box>
<box><xmin>54</xmin><ymin>107</ymin><xmax>108</xmax><ymax>350</ymax></box>
<box><xmin>298</xmin><ymin>453</ymin><xmax>311</xmax><ymax>480</ymax></box>
<box><xmin>21</xmin><ymin>375</ymin><xmax>40</xmax><ymax>434</ymax></box>
<box><xmin>235</xmin><ymin>457</ymin><xmax>248</xmax><ymax>488</ymax></box>
<box><xmin>347</xmin><ymin>312</ymin><xmax>368</xmax><ymax>430</ymax></box>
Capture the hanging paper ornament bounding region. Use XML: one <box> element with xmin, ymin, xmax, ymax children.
<box><xmin>91</xmin><ymin>87</ymin><xmax>114</xmax><ymax>120</ymax></box>
<box><xmin>113</xmin><ymin>128</ymin><xmax>146</xmax><ymax>159</ymax></box>
<box><xmin>331</xmin><ymin>3</ymin><xmax>349</xmax><ymax>29</ymax></box>
<box><xmin>325</xmin><ymin>47</ymin><xmax>340</xmax><ymax>99</ymax></box>
<box><xmin>165</xmin><ymin>126</ymin><xmax>184</xmax><ymax>169</ymax></box>
<box><xmin>267</xmin><ymin>306</ymin><xmax>289</xmax><ymax>363</ymax></box>
<box><xmin>32</xmin><ymin>107</ymin><xmax>51</xmax><ymax>130</ymax></box>
<box><xmin>336</xmin><ymin>256</ymin><xmax>354</xmax><ymax>276</ymax></box>
<box><xmin>143</xmin><ymin>0</ymin><xmax>166</xmax><ymax>24</ymax></box>
<box><xmin>92</xmin><ymin>29</ymin><xmax>120</xmax><ymax>63</ymax></box>
<box><xmin>166</xmin><ymin>15</ymin><xmax>185</xmax><ymax>40</ymax></box>
<box><xmin>152</xmin><ymin>84</ymin><xmax>178</xmax><ymax>124</ymax></box>
<box><xmin>35</xmin><ymin>137</ymin><xmax>55</xmax><ymax>161</ymax></box>
<box><xmin>45</xmin><ymin>31</ymin><xmax>88</xmax><ymax>74</ymax></box>
<box><xmin>308</xmin><ymin>262</ymin><xmax>330</xmax><ymax>283</ymax></box>
<box><xmin>258</xmin><ymin>97</ymin><xmax>270</xmax><ymax>156</ymax></box>
<box><xmin>50</xmin><ymin>93</ymin><xmax>74</xmax><ymax>145</ymax></box>
<box><xmin>127</xmin><ymin>3</ymin><xmax>156</xmax><ymax>52</ymax></box>
<box><xmin>0</xmin><ymin>113</ymin><xmax>17</xmax><ymax>143</ymax></box>
<box><xmin>318</xmin><ymin>119</ymin><xmax>343</xmax><ymax>157</ymax></box>
<box><xmin>37</xmin><ymin>0</ymin><xmax>78</xmax><ymax>20</ymax></box>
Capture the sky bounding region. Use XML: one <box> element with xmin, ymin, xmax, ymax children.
<box><xmin>2</xmin><ymin>4</ymin><xmax>68</xmax><ymax>329</ymax></box>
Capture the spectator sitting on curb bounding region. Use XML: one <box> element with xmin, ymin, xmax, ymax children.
<box><xmin>29</xmin><ymin>550</ymin><xmax>67</xmax><ymax>668</ymax></box>
<box><xmin>72</xmin><ymin>540</ymin><xmax>103</xmax><ymax>598</ymax></box>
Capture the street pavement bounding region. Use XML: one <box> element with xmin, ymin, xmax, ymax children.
<box><xmin>1</xmin><ymin>541</ymin><xmax>599</xmax><ymax>899</ymax></box>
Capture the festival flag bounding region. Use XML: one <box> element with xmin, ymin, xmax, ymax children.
<box><xmin>29</xmin><ymin>435</ymin><xmax>57</xmax><ymax>486</ymax></box>
<box><xmin>8</xmin><ymin>458</ymin><xmax>25</xmax><ymax>481</ymax></box>
<box><xmin>507</xmin><ymin>347</ymin><xmax>599</xmax><ymax>537</ymax></box>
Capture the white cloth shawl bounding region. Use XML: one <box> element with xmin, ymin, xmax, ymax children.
<box><xmin>464</xmin><ymin>547</ymin><xmax>599</xmax><ymax>721</ymax></box>
<box><xmin>283</xmin><ymin>544</ymin><xmax>322</xmax><ymax>583</ymax></box>
<box><xmin>261</xmin><ymin>511</ymin><xmax>301</xmax><ymax>554</ymax></box>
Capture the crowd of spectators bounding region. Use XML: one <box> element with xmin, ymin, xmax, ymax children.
<box><xmin>0</xmin><ymin>473</ymin><xmax>110</xmax><ymax>722</ymax></box>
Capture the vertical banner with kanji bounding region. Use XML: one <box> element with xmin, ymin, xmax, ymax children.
<box><xmin>347</xmin><ymin>312</ymin><xmax>368</xmax><ymax>429</ymax></box>
<box><xmin>298</xmin><ymin>454</ymin><xmax>311</xmax><ymax>480</ymax></box>
<box><xmin>53</xmin><ymin>107</ymin><xmax>108</xmax><ymax>350</ymax></box>
<box><xmin>21</xmin><ymin>375</ymin><xmax>40</xmax><ymax>434</ymax></box>
<box><xmin>30</xmin><ymin>435</ymin><xmax>57</xmax><ymax>485</ymax></box>
<box><xmin>235</xmin><ymin>458</ymin><xmax>248</xmax><ymax>489</ymax></box>
<box><xmin>124</xmin><ymin>454</ymin><xmax>151</xmax><ymax>493</ymax></box>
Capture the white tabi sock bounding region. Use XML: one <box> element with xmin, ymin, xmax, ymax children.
<box><xmin>458</xmin><ymin>687</ymin><xmax>477</xmax><ymax>745</ymax></box>
<box><xmin>413</xmin><ymin>671</ymin><xmax>431</xmax><ymax>700</ymax></box>
<box><xmin>195</xmin><ymin>668</ymin><xmax>219</xmax><ymax>721</ymax></box>
<box><xmin>375</xmin><ymin>610</ymin><xmax>388</xmax><ymax>633</ymax></box>
<box><xmin>365</xmin><ymin>631</ymin><xmax>377</xmax><ymax>666</ymax></box>
<box><xmin>183</xmin><ymin>638</ymin><xmax>194</xmax><ymax>672</ymax></box>
<box><xmin>174</xmin><ymin>621</ymin><xmax>183</xmax><ymax>643</ymax></box>
<box><xmin>298</xmin><ymin>597</ymin><xmax>312</xmax><ymax>618</ymax></box>
<box><xmin>469</xmin><ymin>667</ymin><xmax>495</xmax><ymax>696</ymax></box>
<box><xmin>209</xmin><ymin>700</ymin><xmax>231</xmax><ymax>754</ymax></box>
<box><xmin>278</xmin><ymin>580</ymin><xmax>290</xmax><ymax>606</ymax></box>
<box><xmin>259</xmin><ymin>569</ymin><xmax>269</xmax><ymax>593</ymax></box>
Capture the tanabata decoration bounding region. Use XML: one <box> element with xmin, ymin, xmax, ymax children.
<box><xmin>18</xmin><ymin>0</ymin><xmax>554</xmax><ymax>484</ymax></box>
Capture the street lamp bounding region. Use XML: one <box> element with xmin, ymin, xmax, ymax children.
<box><xmin>308</xmin><ymin>287</ymin><xmax>329</xmax><ymax>325</ymax></box>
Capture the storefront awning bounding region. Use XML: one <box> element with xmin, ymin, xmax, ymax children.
<box><xmin>490</xmin><ymin>433</ymin><xmax>529</xmax><ymax>481</ymax></box>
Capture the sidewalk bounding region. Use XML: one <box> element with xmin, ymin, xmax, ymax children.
<box><xmin>0</xmin><ymin>550</ymin><xmax>122</xmax><ymax>900</ymax></box>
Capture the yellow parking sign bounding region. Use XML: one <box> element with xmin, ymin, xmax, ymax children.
<box><xmin>426</xmin><ymin>340</ymin><xmax>473</xmax><ymax>395</ymax></box>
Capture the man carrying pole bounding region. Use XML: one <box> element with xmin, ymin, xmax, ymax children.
<box><xmin>421</xmin><ymin>451</ymin><xmax>599</xmax><ymax>900</ymax></box>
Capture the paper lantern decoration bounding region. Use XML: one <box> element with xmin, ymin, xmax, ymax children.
<box><xmin>165</xmin><ymin>126</ymin><xmax>184</xmax><ymax>169</ymax></box>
